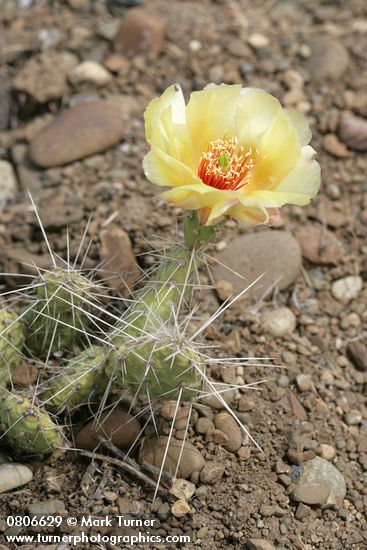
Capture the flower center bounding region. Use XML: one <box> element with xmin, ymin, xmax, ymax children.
<box><xmin>198</xmin><ymin>137</ymin><xmax>254</xmax><ymax>191</ymax></box>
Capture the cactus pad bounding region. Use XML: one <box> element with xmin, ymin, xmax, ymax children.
<box><xmin>0</xmin><ymin>309</ymin><xmax>24</xmax><ymax>389</ymax></box>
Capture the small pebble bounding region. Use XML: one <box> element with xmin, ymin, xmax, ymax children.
<box><xmin>169</xmin><ymin>479</ymin><xmax>195</xmax><ymax>501</ymax></box>
<box><xmin>69</xmin><ymin>60</ymin><xmax>112</xmax><ymax>86</ymax></box>
<box><xmin>199</xmin><ymin>462</ymin><xmax>225</xmax><ymax>484</ymax></box>
<box><xmin>171</xmin><ymin>499</ymin><xmax>190</xmax><ymax>518</ymax></box>
<box><xmin>331</xmin><ymin>276</ymin><xmax>363</xmax><ymax>303</ymax></box>
<box><xmin>344</xmin><ymin>410</ymin><xmax>362</xmax><ymax>426</ymax></box>
<box><xmin>319</xmin><ymin>444</ymin><xmax>336</xmax><ymax>461</ymax></box>
<box><xmin>214</xmin><ymin>412</ymin><xmax>242</xmax><ymax>452</ymax></box>
<box><xmin>0</xmin><ymin>160</ymin><xmax>17</xmax><ymax>199</ymax></box>
<box><xmin>296</xmin><ymin>374</ymin><xmax>313</xmax><ymax>392</ymax></box>
<box><xmin>262</xmin><ymin>307</ymin><xmax>296</xmax><ymax>337</ymax></box>
<box><xmin>248</xmin><ymin>33</ymin><xmax>270</xmax><ymax>49</ymax></box>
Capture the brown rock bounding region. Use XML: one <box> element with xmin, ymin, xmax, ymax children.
<box><xmin>12</xmin><ymin>363</ymin><xmax>38</xmax><ymax>387</ymax></box>
<box><xmin>213</xmin><ymin>231</ymin><xmax>302</xmax><ymax>301</ymax></box>
<box><xmin>75</xmin><ymin>409</ymin><xmax>141</xmax><ymax>450</ymax></box>
<box><xmin>171</xmin><ymin>499</ymin><xmax>190</xmax><ymax>518</ymax></box>
<box><xmin>114</xmin><ymin>9</ymin><xmax>164</xmax><ymax>58</ymax></box>
<box><xmin>307</xmin><ymin>35</ymin><xmax>350</xmax><ymax>82</ymax></box>
<box><xmin>347</xmin><ymin>341</ymin><xmax>367</xmax><ymax>372</ymax></box>
<box><xmin>322</xmin><ymin>134</ymin><xmax>351</xmax><ymax>158</ymax></box>
<box><xmin>13</xmin><ymin>52</ymin><xmax>78</xmax><ymax>103</ymax></box>
<box><xmin>339</xmin><ymin>113</ymin><xmax>367</xmax><ymax>151</ymax></box>
<box><xmin>29</xmin><ymin>101</ymin><xmax>124</xmax><ymax>167</ymax></box>
<box><xmin>288</xmin><ymin>391</ymin><xmax>308</xmax><ymax>421</ymax></box>
<box><xmin>139</xmin><ymin>436</ymin><xmax>205</xmax><ymax>479</ymax></box>
<box><xmin>100</xmin><ymin>225</ymin><xmax>140</xmax><ymax>297</ymax></box>
<box><xmin>295</xmin><ymin>224</ymin><xmax>344</xmax><ymax>265</ymax></box>
<box><xmin>247</xmin><ymin>540</ymin><xmax>276</xmax><ymax>550</ymax></box>
<box><xmin>291</xmin><ymin>480</ymin><xmax>330</xmax><ymax>505</ymax></box>
<box><xmin>214</xmin><ymin>412</ymin><xmax>242</xmax><ymax>452</ymax></box>
<box><xmin>199</xmin><ymin>461</ymin><xmax>225</xmax><ymax>484</ymax></box>
<box><xmin>104</xmin><ymin>54</ymin><xmax>129</xmax><ymax>74</ymax></box>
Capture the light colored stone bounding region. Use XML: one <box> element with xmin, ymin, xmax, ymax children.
<box><xmin>170</xmin><ymin>479</ymin><xmax>196</xmax><ymax>501</ymax></box>
<box><xmin>248</xmin><ymin>33</ymin><xmax>270</xmax><ymax>49</ymax></box>
<box><xmin>296</xmin><ymin>374</ymin><xmax>313</xmax><ymax>392</ymax></box>
<box><xmin>319</xmin><ymin>444</ymin><xmax>336</xmax><ymax>461</ymax></box>
<box><xmin>69</xmin><ymin>61</ymin><xmax>112</xmax><ymax>86</ymax></box>
<box><xmin>171</xmin><ymin>499</ymin><xmax>190</xmax><ymax>518</ymax></box>
<box><xmin>331</xmin><ymin>276</ymin><xmax>363</xmax><ymax>303</ymax></box>
<box><xmin>247</xmin><ymin>540</ymin><xmax>276</xmax><ymax>550</ymax></box>
<box><xmin>262</xmin><ymin>307</ymin><xmax>296</xmax><ymax>337</ymax></box>
<box><xmin>0</xmin><ymin>463</ymin><xmax>33</xmax><ymax>493</ymax></box>
<box><xmin>0</xmin><ymin>160</ymin><xmax>17</xmax><ymax>199</ymax></box>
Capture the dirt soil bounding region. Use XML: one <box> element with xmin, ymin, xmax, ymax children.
<box><xmin>0</xmin><ymin>0</ymin><xmax>367</xmax><ymax>549</ymax></box>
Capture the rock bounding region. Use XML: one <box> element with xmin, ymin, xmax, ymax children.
<box><xmin>114</xmin><ymin>8</ymin><xmax>164</xmax><ymax>58</ymax></box>
<box><xmin>292</xmin><ymin>456</ymin><xmax>346</xmax><ymax>508</ymax></box>
<box><xmin>262</xmin><ymin>307</ymin><xmax>296</xmax><ymax>337</ymax></box>
<box><xmin>69</xmin><ymin>61</ymin><xmax>112</xmax><ymax>86</ymax></box>
<box><xmin>295</xmin><ymin>503</ymin><xmax>311</xmax><ymax>520</ymax></box>
<box><xmin>247</xmin><ymin>33</ymin><xmax>270</xmax><ymax>49</ymax></box>
<box><xmin>11</xmin><ymin>143</ymin><xmax>43</xmax><ymax>193</ymax></box>
<box><xmin>247</xmin><ymin>540</ymin><xmax>276</xmax><ymax>550</ymax></box>
<box><xmin>213</xmin><ymin>412</ymin><xmax>242</xmax><ymax>452</ymax></box>
<box><xmin>0</xmin><ymin>160</ymin><xmax>17</xmax><ymax>199</ymax></box>
<box><xmin>12</xmin><ymin>362</ymin><xmax>38</xmax><ymax>387</ymax></box>
<box><xmin>0</xmin><ymin>76</ymin><xmax>10</xmax><ymax>130</ymax></box>
<box><xmin>282</xmin><ymin>69</ymin><xmax>304</xmax><ymax>90</ymax></box>
<box><xmin>99</xmin><ymin>225</ymin><xmax>140</xmax><ymax>297</ymax></box>
<box><xmin>338</xmin><ymin>113</ymin><xmax>367</xmax><ymax>151</ymax></box>
<box><xmin>171</xmin><ymin>499</ymin><xmax>190</xmax><ymax>518</ymax></box>
<box><xmin>319</xmin><ymin>444</ymin><xmax>336</xmax><ymax>461</ymax></box>
<box><xmin>307</xmin><ymin>35</ymin><xmax>350</xmax><ymax>82</ymax></box>
<box><xmin>0</xmin><ymin>464</ymin><xmax>33</xmax><ymax>493</ymax></box>
<box><xmin>195</xmin><ymin>417</ymin><xmax>214</xmax><ymax>435</ymax></box>
<box><xmin>28</xmin><ymin>499</ymin><xmax>66</xmax><ymax>517</ymax></box>
<box><xmin>322</xmin><ymin>134</ymin><xmax>351</xmax><ymax>158</ymax></box>
<box><xmin>347</xmin><ymin>341</ymin><xmax>367</xmax><ymax>372</ymax></box>
<box><xmin>331</xmin><ymin>276</ymin><xmax>363</xmax><ymax>303</ymax></box>
<box><xmin>104</xmin><ymin>53</ymin><xmax>130</xmax><ymax>73</ymax></box>
<box><xmin>344</xmin><ymin>410</ymin><xmax>362</xmax><ymax>426</ymax></box>
<box><xmin>200</xmin><ymin>381</ymin><xmax>236</xmax><ymax>409</ymax></box>
<box><xmin>292</xmin><ymin>481</ymin><xmax>330</xmax><ymax>506</ymax></box>
<box><xmin>139</xmin><ymin>437</ymin><xmax>205</xmax><ymax>479</ymax></box>
<box><xmin>296</xmin><ymin>374</ymin><xmax>313</xmax><ymax>392</ymax></box>
<box><xmin>13</xmin><ymin>51</ymin><xmax>78</xmax><ymax>103</ymax></box>
<box><xmin>29</xmin><ymin>101</ymin><xmax>124</xmax><ymax>167</ymax></box>
<box><xmin>170</xmin><ymin>479</ymin><xmax>196</xmax><ymax>501</ymax></box>
<box><xmin>199</xmin><ymin>461</ymin><xmax>225</xmax><ymax>484</ymax></box>
<box><xmin>74</xmin><ymin>409</ymin><xmax>141</xmax><ymax>450</ymax></box>
<box><xmin>213</xmin><ymin>231</ymin><xmax>302</xmax><ymax>301</ymax></box>
<box><xmin>295</xmin><ymin>224</ymin><xmax>344</xmax><ymax>265</ymax></box>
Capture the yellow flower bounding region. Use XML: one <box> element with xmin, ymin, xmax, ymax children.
<box><xmin>143</xmin><ymin>83</ymin><xmax>320</xmax><ymax>226</ymax></box>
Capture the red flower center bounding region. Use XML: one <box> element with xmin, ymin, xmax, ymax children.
<box><xmin>198</xmin><ymin>137</ymin><xmax>254</xmax><ymax>191</ymax></box>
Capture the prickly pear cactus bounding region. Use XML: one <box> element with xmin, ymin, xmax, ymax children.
<box><xmin>0</xmin><ymin>308</ymin><xmax>24</xmax><ymax>389</ymax></box>
<box><xmin>42</xmin><ymin>345</ymin><xmax>108</xmax><ymax>412</ymax></box>
<box><xmin>24</xmin><ymin>268</ymin><xmax>92</xmax><ymax>356</ymax></box>
<box><xmin>0</xmin><ymin>390</ymin><xmax>64</xmax><ymax>456</ymax></box>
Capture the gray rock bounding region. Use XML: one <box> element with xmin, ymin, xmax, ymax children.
<box><xmin>29</xmin><ymin>101</ymin><xmax>124</xmax><ymax>167</ymax></box>
<box><xmin>339</xmin><ymin>113</ymin><xmax>367</xmax><ymax>152</ymax></box>
<box><xmin>13</xmin><ymin>51</ymin><xmax>78</xmax><ymax>103</ymax></box>
<box><xmin>0</xmin><ymin>76</ymin><xmax>10</xmax><ymax>130</ymax></box>
<box><xmin>213</xmin><ymin>231</ymin><xmax>302</xmax><ymax>301</ymax></box>
<box><xmin>292</xmin><ymin>456</ymin><xmax>346</xmax><ymax>508</ymax></box>
<box><xmin>0</xmin><ymin>463</ymin><xmax>33</xmax><ymax>493</ymax></box>
<box><xmin>307</xmin><ymin>35</ymin><xmax>350</xmax><ymax>82</ymax></box>
<box><xmin>0</xmin><ymin>160</ymin><xmax>17</xmax><ymax>199</ymax></box>
<box><xmin>247</xmin><ymin>540</ymin><xmax>276</xmax><ymax>550</ymax></box>
<box><xmin>28</xmin><ymin>499</ymin><xmax>66</xmax><ymax>517</ymax></box>
<box><xmin>200</xmin><ymin>461</ymin><xmax>225</xmax><ymax>484</ymax></box>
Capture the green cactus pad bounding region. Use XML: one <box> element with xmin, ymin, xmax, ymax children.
<box><xmin>24</xmin><ymin>268</ymin><xmax>92</xmax><ymax>356</ymax></box>
<box><xmin>42</xmin><ymin>345</ymin><xmax>108</xmax><ymax>411</ymax></box>
<box><xmin>0</xmin><ymin>309</ymin><xmax>24</xmax><ymax>389</ymax></box>
<box><xmin>107</xmin><ymin>340</ymin><xmax>203</xmax><ymax>401</ymax></box>
<box><xmin>0</xmin><ymin>391</ymin><xmax>64</xmax><ymax>456</ymax></box>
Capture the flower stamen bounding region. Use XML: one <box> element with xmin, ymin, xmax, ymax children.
<box><xmin>198</xmin><ymin>137</ymin><xmax>254</xmax><ymax>191</ymax></box>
